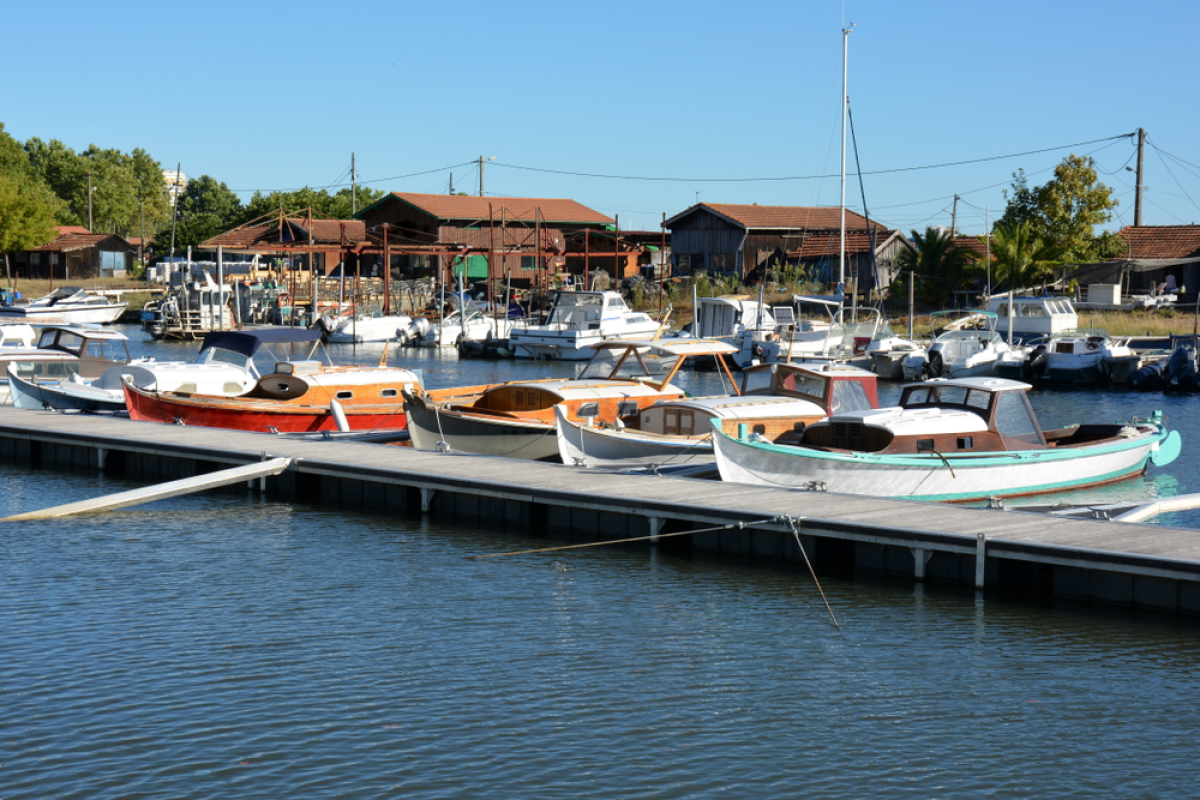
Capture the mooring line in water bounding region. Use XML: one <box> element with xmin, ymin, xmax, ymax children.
<box><xmin>466</xmin><ymin>517</ymin><xmax>778</xmax><ymax>559</ymax></box>
<box><xmin>468</xmin><ymin>514</ymin><xmax>842</xmax><ymax>630</ymax></box>
<box><xmin>784</xmin><ymin>515</ymin><xmax>841</xmax><ymax>632</ymax></box>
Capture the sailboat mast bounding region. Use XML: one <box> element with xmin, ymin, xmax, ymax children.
<box><xmin>840</xmin><ymin>25</ymin><xmax>852</xmax><ymax>293</ymax></box>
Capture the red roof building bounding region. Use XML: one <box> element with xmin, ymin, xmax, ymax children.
<box><xmin>9</xmin><ymin>226</ymin><xmax>135</xmax><ymax>279</ymax></box>
<box><xmin>665</xmin><ymin>203</ymin><xmax>909</xmax><ymax>292</ymax></box>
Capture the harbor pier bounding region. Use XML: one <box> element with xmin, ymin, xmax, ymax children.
<box><xmin>2</xmin><ymin>406</ymin><xmax>1199</xmax><ymax>615</ymax></box>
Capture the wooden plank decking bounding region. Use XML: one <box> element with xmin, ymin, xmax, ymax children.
<box><xmin>1</xmin><ymin>405</ymin><xmax>1198</xmax><ymax>611</ymax></box>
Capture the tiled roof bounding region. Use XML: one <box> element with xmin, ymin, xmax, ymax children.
<box><xmin>1119</xmin><ymin>225</ymin><xmax>1200</xmax><ymax>259</ymax></box>
<box><xmin>202</xmin><ymin>219</ymin><xmax>368</xmax><ymax>249</ymax></box>
<box><xmin>385</xmin><ymin>193</ymin><xmax>613</xmax><ymax>225</ymax></box>
<box><xmin>786</xmin><ymin>232</ymin><xmax>879</xmax><ymax>258</ymax></box>
<box><xmin>953</xmin><ymin>235</ymin><xmax>993</xmax><ymax>259</ymax></box>
<box><xmin>56</xmin><ymin>225</ymin><xmax>92</xmax><ymax>235</ymax></box>
<box><xmin>691</xmin><ymin>203</ymin><xmax>880</xmax><ymax>231</ymax></box>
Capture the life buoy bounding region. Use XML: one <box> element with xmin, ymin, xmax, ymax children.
<box><xmin>276</xmin><ymin>293</ymin><xmax>290</xmax><ymax>307</ymax></box>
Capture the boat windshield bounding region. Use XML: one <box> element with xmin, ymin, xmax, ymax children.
<box><xmin>902</xmin><ymin>385</ymin><xmax>993</xmax><ymax>417</ymax></box>
<box><xmin>830</xmin><ymin>380</ymin><xmax>873</xmax><ymax>414</ymax></box>
<box><xmin>577</xmin><ymin>346</ymin><xmax>681</xmax><ymax>381</ymax></box>
<box><xmin>993</xmin><ymin>391</ymin><xmax>1042</xmax><ymax>445</ymax></box>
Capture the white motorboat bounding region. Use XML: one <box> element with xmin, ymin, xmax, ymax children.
<box><xmin>507</xmin><ymin>290</ymin><xmax>664</xmax><ymax>360</ymax></box>
<box><xmin>554</xmin><ymin>361</ymin><xmax>879</xmax><ymax>469</ymax></box>
<box><xmin>867</xmin><ymin>330</ymin><xmax>926</xmax><ymax>380</ymax></box>
<box><xmin>712</xmin><ymin>376</ymin><xmax>1180</xmax><ymax>502</ymax></box>
<box><xmin>986</xmin><ymin>294</ymin><xmax>1078</xmax><ymax>343</ymax></box>
<box><xmin>901</xmin><ymin>310</ymin><xmax>1010</xmax><ymax>380</ymax></box>
<box><xmin>0</xmin><ymin>326</ymin><xmax>132</xmax><ymax>404</ymax></box>
<box><xmin>994</xmin><ymin>328</ymin><xmax>1137</xmax><ymax>386</ymax></box>
<box><xmin>317</xmin><ymin>309</ymin><xmax>419</xmax><ymax>343</ymax></box>
<box><xmin>422</xmin><ymin>299</ymin><xmax>514</xmax><ymax>348</ymax></box>
<box><xmin>754</xmin><ymin>306</ymin><xmax>885</xmax><ymax>370</ymax></box>
<box><xmin>0</xmin><ymin>287</ymin><xmax>127</xmax><ymax>325</ymax></box>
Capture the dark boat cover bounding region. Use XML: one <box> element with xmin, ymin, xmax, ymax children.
<box><xmin>200</xmin><ymin>327</ymin><xmax>322</xmax><ymax>357</ymax></box>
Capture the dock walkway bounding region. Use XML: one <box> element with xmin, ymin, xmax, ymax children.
<box><xmin>1</xmin><ymin>406</ymin><xmax>1198</xmax><ymax>614</ymax></box>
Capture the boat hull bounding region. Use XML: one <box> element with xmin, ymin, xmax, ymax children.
<box><xmin>404</xmin><ymin>393</ymin><xmax>559</xmax><ymax>460</ymax></box>
<box><xmin>0</xmin><ymin>304</ymin><xmax>127</xmax><ymax>325</ymax></box>
<box><xmin>9</xmin><ymin>372</ymin><xmax>125</xmax><ymax>412</ymax></box>
<box><xmin>711</xmin><ymin>420</ymin><xmax>1174</xmax><ymax>502</ymax></box>
<box><xmin>554</xmin><ymin>405</ymin><xmax>713</xmax><ymax>468</ymax></box>
<box><xmin>124</xmin><ymin>385</ymin><xmax>408</xmax><ymax>433</ymax></box>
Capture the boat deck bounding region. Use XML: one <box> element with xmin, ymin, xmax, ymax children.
<box><xmin>1</xmin><ymin>405</ymin><xmax>1198</xmax><ymax>614</ymax></box>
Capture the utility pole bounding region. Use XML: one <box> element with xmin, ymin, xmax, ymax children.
<box><xmin>479</xmin><ymin>155</ymin><xmax>484</xmax><ymax>197</ymax></box>
<box><xmin>169</xmin><ymin>162</ymin><xmax>180</xmax><ymax>264</ymax></box>
<box><xmin>1134</xmin><ymin>128</ymin><xmax>1145</xmax><ymax>227</ymax></box>
<box><xmin>87</xmin><ymin>171</ymin><xmax>93</xmax><ymax>231</ymax></box>
<box><xmin>351</xmin><ymin>153</ymin><xmax>357</xmax><ymax>216</ymax></box>
<box><xmin>951</xmin><ymin>194</ymin><xmax>959</xmax><ymax>238</ymax></box>
<box><xmin>985</xmin><ymin>203</ymin><xmax>991</xmax><ymax>297</ymax></box>
<box><xmin>449</xmin><ymin>172</ymin><xmax>454</xmax><ymax>195</ymax></box>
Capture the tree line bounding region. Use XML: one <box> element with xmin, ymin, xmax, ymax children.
<box><xmin>0</xmin><ymin>122</ymin><xmax>384</xmax><ymax>263</ymax></box>
<box><xmin>893</xmin><ymin>154</ymin><xmax>1126</xmax><ymax>305</ymax></box>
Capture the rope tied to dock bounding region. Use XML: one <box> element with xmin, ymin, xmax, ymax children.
<box><xmin>468</xmin><ymin>513</ymin><xmax>842</xmax><ymax>631</ymax></box>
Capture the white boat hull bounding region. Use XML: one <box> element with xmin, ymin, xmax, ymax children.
<box><xmin>711</xmin><ymin>420</ymin><xmax>1175</xmax><ymax>502</ymax></box>
<box><xmin>0</xmin><ymin>304</ymin><xmax>127</xmax><ymax>325</ymax></box>
<box><xmin>554</xmin><ymin>405</ymin><xmax>714</xmax><ymax>468</ymax></box>
<box><xmin>325</xmin><ymin>315</ymin><xmax>413</xmax><ymax>343</ymax></box>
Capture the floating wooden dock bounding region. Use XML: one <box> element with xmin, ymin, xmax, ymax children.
<box><xmin>2</xmin><ymin>406</ymin><xmax>1199</xmax><ymax>615</ymax></box>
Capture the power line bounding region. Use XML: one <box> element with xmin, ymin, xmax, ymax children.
<box><xmin>492</xmin><ymin>134</ymin><xmax>1134</xmax><ymax>184</ymax></box>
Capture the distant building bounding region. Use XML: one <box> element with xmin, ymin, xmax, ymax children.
<box><xmin>8</xmin><ymin>226</ymin><xmax>135</xmax><ymax>279</ymax></box>
<box><xmin>665</xmin><ymin>203</ymin><xmax>910</xmax><ymax>292</ymax></box>
<box><xmin>355</xmin><ymin>192</ymin><xmax>618</xmax><ymax>287</ymax></box>
<box><xmin>163</xmin><ymin>169</ymin><xmax>187</xmax><ymax>205</ymax></box>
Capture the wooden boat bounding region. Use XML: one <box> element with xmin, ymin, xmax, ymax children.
<box><xmin>0</xmin><ymin>325</ymin><xmax>132</xmax><ymax>404</ymax></box>
<box><xmin>555</xmin><ymin>361</ymin><xmax>879</xmax><ymax>469</ymax></box>
<box><xmin>9</xmin><ymin>327</ymin><xmax>324</xmax><ymax>413</ymax></box>
<box><xmin>711</xmin><ymin>376</ymin><xmax>1180</xmax><ymax>502</ymax></box>
<box><xmin>124</xmin><ymin>359</ymin><xmax>421</xmax><ymax>433</ymax></box>
<box><xmin>403</xmin><ymin>339</ymin><xmax>739</xmax><ymax>461</ymax></box>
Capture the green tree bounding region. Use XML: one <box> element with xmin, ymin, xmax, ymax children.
<box><xmin>23</xmin><ymin>136</ymin><xmax>86</xmax><ymax>227</ymax></box>
<box><xmin>172</xmin><ymin>175</ymin><xmax>244</xmax><ymax>250</ymax></box>
<box><xmin>988</xmin><ymin>220</ymin><xmax>1062</xmax><ymax>291</ymax></box>
<box><xmin>240</xmin><ymin>185</ymin><xmax>386</xmax><ymax>223</ymax></box>
<box><xmin>997</xmin><ymin>154</ymin><xmax>1120</xmax><ymax>262</ymax></box>
<box><xmin>0</xmin><ymin>174</ymin><xmax>60</xmax><ymax>286</ymax></box>
<box><xmin>892</xmin><ymin>227</ymin><xmax>977</xmax><ymax>306</ymax></box>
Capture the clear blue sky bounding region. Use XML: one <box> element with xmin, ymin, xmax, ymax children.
<box><xmin>4</xmin><ymin>0</ymin><xmax>1197</xmax><ymax>235</ymax></box>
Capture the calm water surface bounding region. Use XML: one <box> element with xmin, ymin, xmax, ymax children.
<box><xmin>3</xmin><ymin>328</ymin><xmax>1200</xmax><ymax>798</ymax></box>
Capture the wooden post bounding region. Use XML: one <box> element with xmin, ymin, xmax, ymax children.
<box><xmin>383</xmin><ymin>224</ymin><xmax>391</xmax><ymax>315</ymax></box>
<box><xmin>584</xmin><ymin>229</ymin><xmax>590</xmax><ymax>291</ymax></box>
<box><xmin>488</xmin><ymin>203</ymin><xmax>496</xmax><ymax>314</ymax></box>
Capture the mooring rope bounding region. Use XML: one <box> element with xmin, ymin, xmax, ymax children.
<box><xmin>468</xmin><ymin>513</ymin><xmax>842</xmax><ymax>630</ymax></box>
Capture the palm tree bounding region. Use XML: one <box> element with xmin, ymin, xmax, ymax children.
<box><xmin>989</xmin><ymin>220</ymin><xmax>1061</xmax><ymax>293</ymax></box>
<box><xmin>893</xmin><ymin>227</ymin><xmax>976</xmax><ymax>306</ymax></box>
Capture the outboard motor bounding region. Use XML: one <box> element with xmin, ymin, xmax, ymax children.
<box><xmin>1164</xmin><ymin>344</ymin><xmax>1200</xmax><ymax>392</ymax></box>
<box><xmin>1128</xmin><ymin>359</ymin><xmax>1166</xmax><ymax>391</ymax></box>
<box><xmin>313</xmin><ymin>315</ymin><xmax>335</xmax><ymax>341</ymax></box>
<box><xmin>1022</xmin><ymin>343</ymin><xmax>1049</xmax><ymax>380</ymax></box>
<box><xmin>922</xmin><ymin>349</ymin><xmax>944</xmax><ymax>378</ymax></box>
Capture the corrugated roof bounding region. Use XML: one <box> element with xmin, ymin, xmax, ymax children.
<box><xmin>202</xmin><ymin>219</ymin><xmax>368</xmax><ymax>249</ymax></box>
<box><xmin>786</xmin><ymin>232</ymin><xmax>878</xmax><ymax>258</ymax></box>
<box><xmin>677</xmin><ymin>203</ymin><xmax>881</xmax><ymax>231</ymax></box>
<box><xmin>1119</xmin><ymin>225</ymin><xmax>1200</xmax><ymax>259</ymax></box>
<box><xmin>29</xmin><ymin>230</ymin><xmax>127</xmax><ymax>252</ymax></box>
<box><xmin>384</xmin><ymin>193</ymin><xmax>613</xmax><ymax>225</ymax></box>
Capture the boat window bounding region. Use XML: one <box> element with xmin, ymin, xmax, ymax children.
<box><xmin>934</xmin><ymin>386</ymin><xmax>969</xmax><ymax>406</ymax></box>
<box><xmin>958</xmin><ymin>437</ymin><xmax>974</xmax><ymax>449</ymax></box>
<box><xmin>618</xmin><ymin>400</ymin><xmax>639</xmax><ymax>417</ymax></box>
<box><xmin>779</xmin><ymin>370</ymin><xmax>828</xmax><ymax>401</ymax></box>
<box><xmin>904</xmin><ymin>387</ymin><xmax>934</xmax><ymax>406</ymax></box>
<box><xmin>87</xmin><ymin>341</ymin><xmax>107</xmax><ymax>358</ymax></box>
<box><xmin>740</xmin><ymin>367</ymin><xmax>773</xmax><ymax>394</ymax></box>
<box><xmin>606</xmin><ymin>297</ymin><xmax>625</xmax><ymax>307</ymax></box>
<box><xmin>54</xmin><ymin>331</ymin><xmax>84</xmax><ymax>352</ymax></box>
<box><xmin>995</xmin><ymin>303</ymin><xmax>1009</xmax><ymax>318</ymax></box>
<box><xmin>917</xmin><ymin>439</ymin><xmax>935</xmax><ymax>451</ymax></box>
<box><xmin>829</xmin><ymin>381</ymin><xmax>871</xmax><ymax>414</ymax></box>
<box><xmin>1022</xmin><ymin>305</ymin><xmax>1046</xmax><ymax>317</ymax></box>
<box><xmin>381</xmin><ymin>389</ymin><xmax>398</xmax><ymax>398</ymax></box>
<box><xmin>576</xmin><ymin>402</ymin><xmax>600</xmax><ymax>418</ymax></box>
<box><xmin>964</xmin><ymin>390</ymin><xmax>991</xmax><ymax>412</ymax></box>
<box><xmin>336</xmin><ymin>391</ymin><xmax>354</xmax><ymax>400</ymax></box>
<box><xmin>994</xmin><ymin>391</ymin><xmax>1042</xmax><ymax>445</ymax></box>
